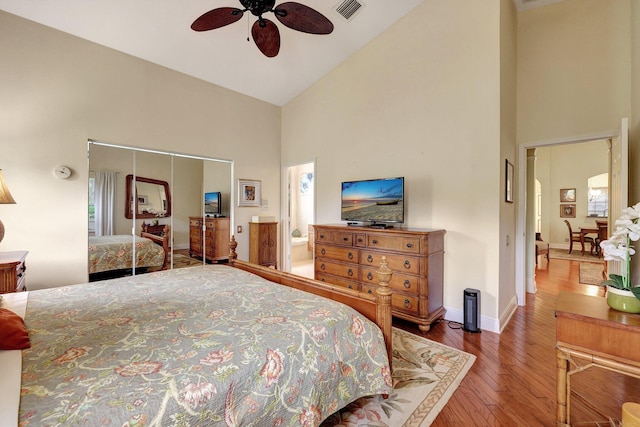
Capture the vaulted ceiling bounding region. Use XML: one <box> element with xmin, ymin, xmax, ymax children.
<box><xmin>0</xmin><ymin>0</ymin><xmax>564</xmax><ymax>106</ymax></box>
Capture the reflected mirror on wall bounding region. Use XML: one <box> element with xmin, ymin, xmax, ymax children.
<box><xmin>125</xmin><ymin>175</ymin><xmax>172</xmax><ymax>219</ymax></box>
<box><xmin>88</xmin><ymin>141</ymin><xmax>233</xmax><ymax>282</ymax></box>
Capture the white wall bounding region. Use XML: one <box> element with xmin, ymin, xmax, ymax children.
<box><xmin>0</xmin><ymin>11</ymin><xmax>281</xmax><ymax>289</ymax></box>
<box><xmin>282</xmin><ymin>1</ymin><xmax>506</xmax><ymax>327</ymax></box>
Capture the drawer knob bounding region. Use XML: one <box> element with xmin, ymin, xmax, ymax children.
<box><xmin>404</xmin><ymin>279</ymin><xmax>411</xmax><ymax>288</ymax></box>
<box><xmin>404</xmin><ymin>299</ymin><xmax>411</xmax><ymax>308</ymax></box>
<box><xmin>321</xmin><ymin>263</ymin><xmax>326</xmax><ymax>270</ymax></box>
<box><xmin>404</xmin><ymin>260</ymin><xmax>411</xmax><ymax>269</ymax></box>
<box><xmin>367</xmin><ymin>255</ymin><xmax>373</xmax><ymax>263</ymax></box>
<box><xmin>358</xmin><ymin>238</ymin><xmax>363</xmax><ymax>243</ymax></box>
<box><xmin>406</xmin><ymin>243</ymin><xmax>413</xmax><ymax>248</ymax></box>
<box><xmin>348</xmin><ymin>252</ymin><xmax>353</xmax><ymax>260</ymax></box>
<box><xmin>319</xmin><ymin>234</ymin><xmax>325</xmax><ymax>239</ymax></box>
<box><xmin>321</xmin><ymin>278</ymin><xmax>325</xmax><ymax>282</ymax></box>
<box><xmin>367</xmin><ymin>272</ymin><xmax>373</xmax><ymax>280</ymax></box>
<box><xmin>348</xmin><ymin>284</ymin><xmax>353</xmax><ymax>289</ymax></box>
<box><xmin>372</xmin><ymin>239</ymin><xmax>378</xmax><ymax>245</ymax></box>
<box><xmin>367</xmin><ymin>289</ymin><xmax>373</xmax><ymax>294</ymax></box>
<box><xmin>348</xmin><ymin>268</ymin><xmax>353</xmax><ymax>277</ymax></box>
<box><xmin>321</xmin><ymin>248</ymin><xmax>326</xmax><ymax>255</ymax></box>
<box><xmin>343</xmin><ymin>236</ymin><xmax>349</xmax><ymax>241</ymax></box>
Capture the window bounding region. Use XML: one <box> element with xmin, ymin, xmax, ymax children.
<box><xmin>587</xmin><ymin>173</ymin><xmax>608</xmax><ymax>218</ymax></box>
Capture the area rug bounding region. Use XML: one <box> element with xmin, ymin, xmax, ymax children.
<box><xmin>321</xmin><ymin>328</ymin><xmax>476</xmax><ymax>427</ymax></box>
<box><xmin>549</xmin><ymin>248</ymin><xmax>602</xmax><ymax>263</ymax></box>
<box><xmin>172</xmin><ymin>253</ymin><xmax>202</xmax><ymax>269</ymax></box>
<box><xmin>579</xmin><ymin>262</ymin><xmax>605</xmax><ymax>285</ymax></box>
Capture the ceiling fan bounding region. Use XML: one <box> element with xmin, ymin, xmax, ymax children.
<box><xmin>191</xmin><ymin>1</ymin><xmax>334</xmax><ymax>58</ymax></box>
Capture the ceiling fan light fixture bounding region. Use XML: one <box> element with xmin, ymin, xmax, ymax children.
<box><xmin>191</xmin><ymin>0</ymin><xmax>333</xmax><ymax>57</ymax></box>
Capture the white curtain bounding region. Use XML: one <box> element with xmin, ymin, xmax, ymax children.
<box><xmin>94</xmin><ymin>171</ymin><xmax>117</xmax><ymax>236</ymax></box>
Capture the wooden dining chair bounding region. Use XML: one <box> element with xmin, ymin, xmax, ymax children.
<box><xmin>564</xmin><ymin>219</ymin><xmax>595</xmax><ymax>255</ymax></box>
<box><xmin>595</xmin><ymin>221</ymin><xmax>608</xmax><ymax>258</ymax></box>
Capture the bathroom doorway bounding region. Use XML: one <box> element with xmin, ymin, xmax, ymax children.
<box><xmin>283</xmin><ymin>161</ymin><xmax>315</xmax><ymax>277</ymax></box>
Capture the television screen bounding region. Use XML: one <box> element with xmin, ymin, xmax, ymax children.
<box><xmin>204</xmin><ymin>192</ymin><xmax>221</xmax><ymax>216</ymax></box>
<box><xmin>341</xmin><ymin>177</ymin><xmax>404</xmax><ymax>224</ymax></box>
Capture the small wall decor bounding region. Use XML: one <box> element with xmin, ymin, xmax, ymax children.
<box><xmin>505</xmin><ymin>159</ymin><xmax>514</xmax><ymax>203</ymax></box>
<box><xmin>560</xmin><ymin>188</ymin><xmax>576</xmax><ymax>203</ymax></box>
<box><xmin>238</xmin><ymin>179</ymin><xmax>261</xmax><ymax>207</ymax></box>
<box><xmin>560</xmin><ymin>204</ymin><xmax>576</xmax><ymax>218</ymax></box>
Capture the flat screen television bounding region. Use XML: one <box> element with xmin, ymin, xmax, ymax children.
<box><xmin>341</xmin><ymin>177</ymin><xmax>404</xmax><ymax>227</ymax></box>
<box><xmin>204</xmin><ymin>191</ymin><xmax>221</xmax><ymax>217</ymax></box>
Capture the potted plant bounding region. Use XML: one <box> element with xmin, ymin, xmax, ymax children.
<box><xmin>600</xmin><ymin>203</ymin><xmax>640</xmax><ymax>313</ymax></box>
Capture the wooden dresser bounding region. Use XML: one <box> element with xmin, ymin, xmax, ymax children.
<box><xmin>249</xmin><ymin>222</ymin><xmax>278</xmax><ymax>268</ymax></box>
<box><xmin>189</xmin><ymin>217</ymin><xmax>230</xmax><ymax>263</ymax></box>
<box><xmin>0</xmin><ymin>250</ymin><xmax>28</xmax><ymax>293</ymax></box>
<box><xmin>314</xmin><ymin>224</ymin><xmax>445</xmax><ymax>331</ymax></box>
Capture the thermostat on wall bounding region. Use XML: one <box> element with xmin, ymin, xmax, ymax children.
<box><xmin>54</xmin><ymin>166</ymin><xmax>71</xmax><ymax>179</ymax></box>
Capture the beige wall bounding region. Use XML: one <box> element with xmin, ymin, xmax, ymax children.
<box><xmin>517</xmin><ymin>0</ymin><xmax>631</xmax><ymax>144</ymax></box>
<box><xmin>282</xmin><ymin>0</ymin><xmax>506</xmax><ymax>327</ymax></box>
<box><xmin>0</xmin><ymin>11</ymin><xmax>281</xmax><ymax>289</ymax></box>
<box><xmin>499</xmin><ymin>0</ymin><xmax>518</xmax><ymax>323</ymax></box>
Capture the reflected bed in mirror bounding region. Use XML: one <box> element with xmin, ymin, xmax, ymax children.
<box><xmin>125</xmin><ymin>175</ymin><xmax>171</xmax><ymax>219</ymax></box>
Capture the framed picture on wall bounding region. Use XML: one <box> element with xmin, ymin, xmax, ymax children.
<box><xmin>238</xmin><ymin>179</ymin><xmax>261</xmax><ymax>207</ymax></box>
<box><xmin>505</xmin><ymin>159</ymin><xmax>514</xmax><ymax>203</ymax></box>
<box><xmin>560</xmin><ymin>204</ymin><xmax>576</xmax><ymax>218</ymax></box>
<box><xmin>560</xmin><ymin>188</ymin><xmax>576</xmax><ymax>202</ymax></box>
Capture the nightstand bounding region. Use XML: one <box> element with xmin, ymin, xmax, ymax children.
<box><xmin>0</xmin><ymin>250</ymin><xmax>28</xmax><ymax>293</ymax></box>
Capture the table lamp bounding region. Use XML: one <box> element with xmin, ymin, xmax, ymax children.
<box><xmin>0</xmin><ymin>169</ymin><xmax>16</xmax><ymax>243</ymax></box>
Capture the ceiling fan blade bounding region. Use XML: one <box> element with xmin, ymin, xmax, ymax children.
<box><xmin>252</xmin><ymin>19</ymin><xmax>280</xmax><ymax>58</ymax></box>
<box><xmin>191</xmin><ymin>8</ymin><xmax>243</xmax><ymax>31</ymax></box>
<box><xmin>274</xmin><ymin>2</ymin><xmax>333</xmax><ymax>35</ymax></box>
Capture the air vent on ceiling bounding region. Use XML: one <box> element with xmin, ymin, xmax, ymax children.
<box><xmin>335</xmin><ymin>0</ymin><xmax>364</xmax><ymax>21</ymax></box>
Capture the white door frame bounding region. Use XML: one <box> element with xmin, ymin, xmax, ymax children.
<box><xmin>280</xmin><ymin>159</ymin><xmax>316</xmax><ymax>273</ymax></box>
<box><xmin>515</xmin><ymin>129</ymin><xmax>619</xmax><ymax>305</ymax></box>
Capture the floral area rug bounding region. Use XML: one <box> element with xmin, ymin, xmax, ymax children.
<box><xmin>580</xmin><ymin>262</ymin><xmax>605</xmax><ymax>285</ymax></box>
<box><xmin>171</xmin><ymin>253</ymin><xmax>203</xmax><ymax>269</ymax></box>
<box><xmin>321</xmin><ymin>328</ymin><xmax>476</xmax><ymax>427</ymax></box>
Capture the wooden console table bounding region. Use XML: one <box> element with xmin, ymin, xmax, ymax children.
<box><xmin>556</xmin><ymin>292</ymin><xmax>640</xmax><ymax>426</ymax></box>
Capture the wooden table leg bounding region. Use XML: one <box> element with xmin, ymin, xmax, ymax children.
<box><xmin>580</xmin><ymin>232</ymin><xmax>586</xmax><ymax>255</ymax></box>
<box><xmin>556</xmin><ymin>347</ymin><xmax>570</xmax><ymax>426</ymax></box>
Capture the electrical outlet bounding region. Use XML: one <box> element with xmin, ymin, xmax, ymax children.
<box><xmin>565</xmin><ymin>238</ymin><xmax>569</xmax><ymax>243</ymax></box>
<box><xmin>237</xmin><ymin>225</ymin><xmax>243</xmax><ymax>233</ymax></box>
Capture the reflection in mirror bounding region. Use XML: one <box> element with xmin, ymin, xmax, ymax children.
<box><xmin>88</xmin><ymin>140</ymin><xmax>234</xmax><ymax>282</ymax></box>
<box><xmin>125</xmin><ymin>175</ymin><xmax>172</xmax><ymax>219</ymax></box>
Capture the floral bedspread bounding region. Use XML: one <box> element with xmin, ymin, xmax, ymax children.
<box><xmin>88</xmin><ymin>235</ymin><xmax>165</xmax><ymax>273</ymax></box>
<box><xmin>19</xmin><ymin>265</ymin><xmax>392</xmax><ymax>426</ymax></box>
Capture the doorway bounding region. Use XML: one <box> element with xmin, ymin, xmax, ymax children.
<box><xmin>283</xmin><ymin>161</ymin><xmax>315</xmax><ymax>277</ymax></box>
<box><xmin>516</xmin><ymin>118</ymin><xmax>628</xmax><ymax>304</ymax></box>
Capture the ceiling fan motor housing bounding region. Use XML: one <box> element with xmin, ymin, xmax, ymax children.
<box><xmin>240</xmin><ymin>0</ymin><xmax>276</xmax><ymax>16</ymax></box>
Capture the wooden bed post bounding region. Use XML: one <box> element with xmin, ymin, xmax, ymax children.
<box><xmin>376</xmin><ymin>256</ymin><xmax>393</xmax><ymax>364</ymax></box>
<box><xmin>229</xmin><ymin>235</ymin><xmax>238</xmax><ymax>264</ymax></box>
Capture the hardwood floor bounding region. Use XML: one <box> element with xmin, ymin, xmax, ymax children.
<box><xmin>394</xmin><ymin>255</ymin><xmax>640</xmax><ymax>426</ymax></box>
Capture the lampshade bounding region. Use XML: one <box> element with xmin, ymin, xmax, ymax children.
<box><xmin>0</xmin><ymin>169</ymin><xmax>16</xmax><ymax>244</ymax></box>
<box><xmin>0</xmin><ymin>170</ymin><xmax>16</xmax><ymax>204</ymax></box>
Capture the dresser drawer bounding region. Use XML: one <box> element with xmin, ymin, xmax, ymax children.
<box><xmin>360</xmin><ymin>283</ymin><xmax>420</xmax><ymax>315</ymax></box>
<box><xmin>360</xmin><ymin>267</ymin><xmax>419</xmax><ymax>295</ymax></box>
<box><xmin>315</xmin><ymin>230</ymin><xmax>354</xmax><ymax>246</ymax></box>
<box><xmin>367</xmin><ymin>234</ymin><xmax>421</xmax><ymax>254</ymax></box>
<box><xmin>316</xmin><ymin>273</ymin><xmax>360</xmax><ymax>291</ymax></box>
<box><xmin>190</xmin><ymin>218</ymin><xmax>204</xmax><ymax>227</ymax></box>
<box><xmin>316</xmin><ymin>244</ymin><xmax>359</xmax><ymax>263</ymax></box>
<box><xmin>361</xmin><ymin>251</ymin><xmax>420</xmax><ymax>275</ymax></box>
<box><xmin>315</xmin><ymin>259</ymin><xmax>359</xmax><ymax>280</ymax></box>
<box><xmin>391</xmin><ymin>293</ymin><xmax>420</xmax><ymax>316</ymax></box>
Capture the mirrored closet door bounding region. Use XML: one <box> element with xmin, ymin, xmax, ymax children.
<box><xmin>88</xmin><ymin>141</ymin><xmax>233</xmax><ymax>282</ymax></box>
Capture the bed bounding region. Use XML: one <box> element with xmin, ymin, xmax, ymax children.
<box><xmin>88</xmin><ymin>224</ymin><xmax>170</xmax><ymax>277</ymax></box>
<box><xmin>1</xmin><ymin>237</ymin><xmax>393</xmax><ymax>427</ymax></box>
